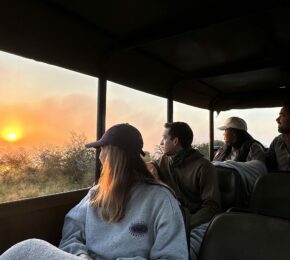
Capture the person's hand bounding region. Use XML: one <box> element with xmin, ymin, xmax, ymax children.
<box><xmin>146</xmin><ymin>163</ymin><xmax>160</xmax><ymax>180</ymax></box>
<box><xmin>79</xmin><ymin>254</ymin><xmax>93</xmax><ymax>260</ymax></box>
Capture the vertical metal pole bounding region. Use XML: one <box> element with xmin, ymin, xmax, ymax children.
<box><xmin>95</xmin><ymin>77</ymin><xmax>107</xmax><ymax>181</ymax></box>
<box><xmin>209</xmin><ymin>109</ymin><xmax>214</xmax><ymax>160</ymax></box>
<box><xmin>167</xmin><ymin>97</ymin><xmax>173</xmax><ymax>123</ymax></box>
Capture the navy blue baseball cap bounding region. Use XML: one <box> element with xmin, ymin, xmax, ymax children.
<box><xmin>85</xmin><ymin>123</ymin><xmax>145</xmax><ymax>157</ymax></box>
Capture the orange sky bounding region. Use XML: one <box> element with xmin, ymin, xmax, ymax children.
<box><xmin>0</xmin><ymin>51</ymin><xmax>97</xmax><ymax>150</ymax></box>
<box><xmin>0</xmin><ymin>94</ymin><xmax>97</xmax><ymax>147</ymax></box>
<box><xmin>0</xmin><ymin>50</ymin><xmax>281</xmax><ymax>154</ymax></box>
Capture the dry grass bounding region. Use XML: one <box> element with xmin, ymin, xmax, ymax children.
<box><xmin>0</xmin><ymin>170</ymin><xmax>95</xmax><ymax>203</ymax></box>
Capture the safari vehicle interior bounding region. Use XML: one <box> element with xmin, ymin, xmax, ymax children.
<box><xmin>1</xmin><ymin>1</ymin><xmax>290</xmax><ymax>258</ymax></box>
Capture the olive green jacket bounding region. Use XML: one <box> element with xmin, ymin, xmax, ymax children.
<box><xmin>153</xmin><ymin>150</ymin><xmax>221</xmax><ymax>229</ymax></box>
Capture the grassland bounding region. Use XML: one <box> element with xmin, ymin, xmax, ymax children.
<box><xmin>0</xmin><ymin>133</ymin><xmax>95</xmax><ymax>203</ymax></box>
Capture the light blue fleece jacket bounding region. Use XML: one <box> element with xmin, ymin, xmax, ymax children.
<box><xmin>59</xmin><ymin>183</ymin><xmax>188</xmax><ymax>260</ymax></box>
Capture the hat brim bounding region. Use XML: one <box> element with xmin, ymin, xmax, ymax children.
<box><xmin>217</xmin><ymin>126</ymin><xmax>226</xmax><ymax>130</ymax></box>
<box><xmin>85</xmin><ymin>139</ymin><xmax>106</xmax><ymax>148</ymax></box>
<box><xmin>85</xmin><ymin>140</ymin><xmax>146</xmax><ymax>157</ymax></box>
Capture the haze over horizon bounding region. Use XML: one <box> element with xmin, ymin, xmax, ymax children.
<box><xmin>0</xmin><ymin>50</ymin><xmax>281</xmax><ymax>154</ymax></box>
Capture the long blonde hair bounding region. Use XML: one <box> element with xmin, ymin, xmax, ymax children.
<box><xmin>90</xmin><ymin>145</ymin><xmax>155</xmax><ymax>223</ymax></box>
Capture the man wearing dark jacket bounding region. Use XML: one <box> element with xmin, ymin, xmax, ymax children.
<box><xmin>148</xmin><ymin>122</ymin><xmax>221</xmax><ymax>260</ymax></box>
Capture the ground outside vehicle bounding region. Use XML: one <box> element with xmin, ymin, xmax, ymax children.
<box><xmin>1</xmin><ymin>1</ymin><xmax>290</xmax><ymax>259</ymax></box>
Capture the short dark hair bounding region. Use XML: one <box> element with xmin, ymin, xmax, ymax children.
<box><xmin>164</xmin><ymin>122</ymin><xmax>193</xmax><ymax>148</ymax></box>
<box><xmin>282</xmin><ymin>102</ymin><xmax>290</xmax><ymax>114</ymax></box>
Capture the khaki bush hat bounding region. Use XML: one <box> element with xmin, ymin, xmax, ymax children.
<box><xmin>217</xmin><ymin>117</ymin><xmax>247</xmax><ymax>131</ymax></box>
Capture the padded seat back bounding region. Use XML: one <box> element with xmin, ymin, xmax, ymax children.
<box><xmin>250</xmin><ymin>172</ymin><xmax>290</xmax><ymax>219</ymax></box>
<box><xmin>198</xmin><ymin>212</ymin><xmax>290</xmax><ymax>260</ymax></box>
<box><xmin>215</xmin><ymin>166</ymin><xmax>245</xmax><ymax>210</ymax></box>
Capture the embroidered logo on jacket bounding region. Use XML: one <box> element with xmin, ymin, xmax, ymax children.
<box><xmin>129</xmin><ymin>222</ymin><xmax>148</xmax><ymax>237</ymax></box>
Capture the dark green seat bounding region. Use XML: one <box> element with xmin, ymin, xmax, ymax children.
<box><xmin>215</xmin><ymin>166</ymin><xmax>246</xmax><ymax>210</ymax></box>
<box><xmin>249</xmin><ymin>172</ymin><xmax>290</xmax><ymax>219</ymax></box>
<box><xmin>198</xmin><ymin>212</ymin><xmax>290</xmax><ymax>260</ymax></box>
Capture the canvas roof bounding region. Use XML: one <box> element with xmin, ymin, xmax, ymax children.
<box><xmin>1</xmin><ymin>0</ymin><xmax>290</xmax><ymax>110</ymax></box>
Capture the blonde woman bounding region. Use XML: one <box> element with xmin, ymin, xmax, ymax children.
<box><xmin>1</xmin><ymin>124</ymin><xmax>188</xmax><ymax>260</ymax></box>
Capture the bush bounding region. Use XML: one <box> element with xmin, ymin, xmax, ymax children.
<box><xmin>0</xmin><ymin>133</ymin><xmax>96</xmax><ymax>203</ymax></box>
<box><xmin>62</xmin><ymin>132</ymin><xmax>95</xmax><ymax>182</ymax></box>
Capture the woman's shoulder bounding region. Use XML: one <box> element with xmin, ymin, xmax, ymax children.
<box><xmin>87</xmin><ymin>185</ymin><xmax>98</xmax><ymax>196</ymax></box>
<box><xmin>135</xmin><ymin>182</ymin><xmax>177</xmax><ymax>202</ymax></box>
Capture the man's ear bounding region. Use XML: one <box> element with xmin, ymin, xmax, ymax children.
<box><xmin>173</xmin><ymin>137</ymin><xmax>179</xmax><ymax>146</ymax></box>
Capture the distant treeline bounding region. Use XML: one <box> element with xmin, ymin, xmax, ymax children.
<box><xmin>0</xmin><ymin>136</ymin><xmax>223</xmax><ymax>203</ymax></box>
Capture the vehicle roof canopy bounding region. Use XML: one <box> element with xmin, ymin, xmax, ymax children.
<box><xmin>1</xmin><ymin>0</ymin><xmax>290</xmax><ymax>111</ymax></box>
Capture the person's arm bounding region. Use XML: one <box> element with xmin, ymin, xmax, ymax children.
<box><xmin>213</xmin><ymin>145</ymin><xmax>228</xmax><ymax>161</ymax></box>
<box><xmin>190</xmin><ymin>163</ymin><xmax>221</xmax><ymax>229</ymax></box>
<box><xmin>265</xmin><ymin>138</ymin><xmax>278</xmax><ymax>171</ymax></box>
<box><xmin>59</xmin><ymin>191</ymin><xmax>91</xmax><ymax>257</ymax></box>
<box><xmin>146</xmin><ymin>162</ymin><xmax>160</xmax><ymax>180</ymax></box>
<box><xmin>150</xmin><ymin>192</ymin><xmax>189</xmax><ymax>260</ymax></box>
<box><xmin>247</xmin><ymin>142</ymin><xmax>266</xmax><ymax>162</ymax></box>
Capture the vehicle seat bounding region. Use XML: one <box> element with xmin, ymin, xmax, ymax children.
<box><xmin>214</xmin><ymin>166</ymin><xmax>246</xmax><ymax>210</ymax></box>
<box><xmin>249</xmin><ymin>172</ymin><xmax>290</xmax><ymax>219</ymax></box>
<box><xmin>198</xmin><ymin>212</ymin><xmax>290</xmax><ymax>260</ymax></box>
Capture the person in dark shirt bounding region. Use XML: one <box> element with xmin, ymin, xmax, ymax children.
<box><xmin>148</xmin><ymin>122</ymin><xmax>221</xmax><ymax>260</ymax></box>
<box><xmin>267</xmin><ymin>104</ymin><xmax>290</xmax><ymax>171</ymax></box>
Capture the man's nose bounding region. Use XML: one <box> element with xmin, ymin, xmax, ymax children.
<box><xmin>276</xmin><ymin>116</ymin><xmax>280</xmax><ymax>123</ymax></box>
<box><xmin>160</xmin><ymin>139</ymin><xmax>164</xmax><ymax>145</ymax></box>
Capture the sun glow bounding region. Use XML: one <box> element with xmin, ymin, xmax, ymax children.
<box><xmin>2</xmin><ymin>128</ymin><xmax>22</xmax><ymax>142</ymax></box>
<box><xmin>7</xmin><ymin>132</ymin><xmax>17</xmax><ymax>141</ymax></box>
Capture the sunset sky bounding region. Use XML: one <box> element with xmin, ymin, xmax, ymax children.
<box><xmin>0</xmin><ymin>50</ymin><xmax>281</xmax><ymax>154</ymax></box>
<box><xmin>0</xmin><ymin>51</ymin><xmax>97</xmax><ymax>148</ymax></box>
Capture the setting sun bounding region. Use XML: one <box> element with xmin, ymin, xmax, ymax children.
<box><xmin>7</xmin><ymin>132</ymin><xmax>17</xmax><ymax>141</ymax></box>
<box><xmin>2</xmin><ymin>128</ymin><xmax>22</xmax><ymax>143</ymax></box>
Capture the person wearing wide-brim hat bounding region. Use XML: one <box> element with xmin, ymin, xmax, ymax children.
<box><xmin>1</xmin><ymin>124</ymin><xmax>188</xmax><ymax>260</ymax></box>
<box><xmin>213</xmin><ymin>117</ymin><xmax>265</xmax><ymax>162</ymax></box>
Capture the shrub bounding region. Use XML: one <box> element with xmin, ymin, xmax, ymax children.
<box><xmin>0</xmin><ymin>132</ymin><xmax>96</xmax><ymax>203</ymax></box>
